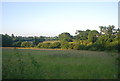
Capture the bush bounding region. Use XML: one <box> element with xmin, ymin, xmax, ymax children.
<box><xmin>21</xmin><ymin>41</ymin><xmax>33</xmax><ymax>47</ymax></box>
<box><xmin>61</xmin><ymin>42</ymin><xmax>70</xmax><ymax>49</ymax></box>
<box><xmin>73</xmin><ymin>44</ymin><xmax>89</xmax><ymax>50</ymax></box>
<box><xmin>49</xmin><ymin>42</ymin><xmax>61</xmax><ymax>48</ymax></box>
<box><xmin>36</xmin><ymin>43</ymin><xmax>43</xmax><ymax>48</ymax></box>
<box><xmin>88</xmin><ymin>44</ymin><xmax>105</xmax><ymax>51</ymax></box>
<box><xmin>79</xmin><ymin>45</ymin><xmax>86</xmax><ymax>50</ymax></box>
<box><xmin>88</xmin><ymin>47</ymin><xmax>97</xmax><ymax>51</ymax></box>
<box><xmin>73</xmin><ymin>44</ymin><xmax>80</xmax><ymax>50</ymax></box>
<box><xmin>68</xmin><ymin>43</ymin><xmax>75</xmax><ymax>49</ymax></box>
<box><xmin>13</xmin><ymin>41</ymin><xmax>22</xmax><ymax>47</ymax></box>
<box><xmin>37</xmin><ymin>43</ymin><xmax>51</xmax><ymax>48</ymax></box>
<box><xmin>105</xmin><ymin>41</ymin><xmax>118</xmax><ymax>51</ymax></box>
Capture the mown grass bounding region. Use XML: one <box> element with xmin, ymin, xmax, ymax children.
<box><xmin>2</xmin><ymin>48</ymin><xmax>118</xmax><ymax>79</ymax></box>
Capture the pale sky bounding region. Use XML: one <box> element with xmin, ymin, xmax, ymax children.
<box><xmin>1</xmin><ymin>1</ymin><xmax>118</xmax><ymax>37</ymax></box>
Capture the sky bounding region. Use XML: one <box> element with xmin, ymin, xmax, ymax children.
<box><xmin>1</xmin><ymin>2</ymin><xmax>118</xmax><ymax>37</ymax></box>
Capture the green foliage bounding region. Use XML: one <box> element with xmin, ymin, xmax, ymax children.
<box><xmin>36</xmin><ymin>43</ymin><xmax>43</xmax><ymax>48</ymax></box>
<box><xmin>60</xmin><ymin>42</ymin><xmax>76</xmax><ymax>49</ymax></box>
<box><xmin>75</xmin><ymin>30</ymin><xmax>90</xmax><ymax>40</ymax></box>
<box><xmin>1</xmin><ymin>25</ymin><xmax>119</xmax><ymax>52</ymax></box>
<box><xmin>21</xmin><ymin>41</ymin><xmax>33</xmax><ymax>47</ymax></box>
<box><xmin>73</xmin><ymin>44</ymin><xmax>80</xmax><ymax>50</ymax></box>
<box><xmin>2</xmin><ymin>34</ymin><xmax>13</xmax><ymax>47</ymax></box>
<box><xmin>49</xmin><ymin>42</ymin><xmax>61</xmax><ymax>48</ymax></box>
<box><xmin>33</xmin><ymin>36</ymin><xmax>45</xmax><ymax>46</ymax></box>
<box><xmin>88</xmin><ymin>30</ymin><xmax>99</xmax><ymax>43</ymax></box>
<box><xmin>68</xmin><ymin>43</ymin><xmax>75</xmax><ymax>49</ymax></box>
<box><xmin>61</xmin><ymin>42</ymin><xmax>70</xmax><ymax>49</ymax></box>
<box><xmin>99</xmin><ymin>25</ymin><xmax>116</xmax><ymax>35</ymax></box>
<box><xmin>59</xmin><ymin>32</ymin><xmax>73</xmax><ymax>42</ymax></box>
<box><xmin>89</xmin><ymin>44</ymin><xmax>105</xmax><ymax>51</ymax></box>
<box><xmin>41</xmin><ymin>43</ymin><xmax>51</xmax><ymax>48</ymax></box>
<box><xmin>12</xmin><ymin>41</ymin><xmax>22</xmax><ymax>47</ymax></box>
<box><xmin>96</xmin><ymin>35</ymin><xmax>107</xmax><ymax>46</ymax></box>
<box><xmin>105</xmin><ymin>40</ymin><xmax>118</xmax><ymax>51</ymax></box>
<box><xmin>37</xmin><ymin>43</ymin><xmax>51</xmax><ymax>48</ymax></box>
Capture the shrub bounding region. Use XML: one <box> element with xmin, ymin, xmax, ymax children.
<box><xmin>21</xmin><ymin>41</ymin><xmax>33</xmax><ymax>47</ymax></box>
<box><xmin>88</xmin><ymin>47</ymin><xmax>97</xmax><ymax>51</ymax></box>
<box><xmin>73</xmin><ymin>44</ymin><xmax>80</xmax><ymax>50</ymax></box>
<box><xmin>13</xmin><ymin>41</ymin><xmax>22</xmax><ymax>47</ymax></box>
<box><xmin>37</xmin><ymin>43</ymin><xmax>51</xmax><ymax>48</ymax></box>
<box><xmin>105</xmin><ymin>41</ymin><xmax>118</xmax><ymax>51</ymax></box>
<box><xmin>68</xmin><ymin>43</ymin><xmax>75</xmax><ymax>49</ymax></box>
<box><xmin>61</xmin><ymin>42</ymin><xmax>70</xmax><ymax>49</ymax></box>
<box><xmin>36</xmin><ymin>43</ymin><xmax>43</xmax><ymax>48</ymax></box>
<box><xmin>88</xmin><ymin>44</ymin><xmax>105</xmax><ymax>51</ymax></box>
<box><xmin>73</xmin><ymin>44</ymin><xmax>88</xmax><ymax>50</ymax></box>
<box><xmin>41</xmin><ymin>43</ymin><xmax>51</xmax><ymax>48</ymax></box>
<box><xmin>49</xmin><ymin>42</ymin><xmax>61</xmax><ymax>48</ymax></box>
<box><xmin>79</xmin><ymin>45</ymin><xmax>86</xmax><ymax>50</ymax></box>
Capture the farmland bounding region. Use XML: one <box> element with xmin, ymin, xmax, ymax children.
<box><xmin>2</xmin><ymin>48</ymin><xmax>118</xmax><ymax>79</ymax></box>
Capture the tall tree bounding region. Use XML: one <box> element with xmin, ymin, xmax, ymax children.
<box><xmin>75</xmin><ymin>29</ymin><xmax>90</xmax><ymax>40</ymax></box>
<box><xmin>2</xmin><ymin>34</ymin><xmax>13</xmax><ymax>47</ymax></box>
<box><xmin>33</xmin><ymin>36</ymin><xmax>45</xmax><ymax>45</ymax></box>
<box><xmin>88</xmin><ymin>30</ymin><xmax>99</xmax><ymax>43</ymax></box>
<box><xmin>59</xmin><ymin>32</ymin><xmax>73</xmax><ymax>42</ymax></box>
<box><xmin>99</xmin><ymin>26</ymin><xmax>104</xmax><ymax>35</ymax></box>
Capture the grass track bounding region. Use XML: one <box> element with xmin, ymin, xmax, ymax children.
<box><xmin>2</xmin><ymin>48</ymin><xmax>118</xmax><ymax>79</ymax></box>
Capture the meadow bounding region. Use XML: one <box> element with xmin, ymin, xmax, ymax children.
<box><xmin>2</xmin><ymin>48</ymin><xmax>118</xmax><ymax>79</ymax></box>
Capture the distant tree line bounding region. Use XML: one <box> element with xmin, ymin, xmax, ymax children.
<box><xmin>1</xmin><ymin>25</ymin><xmax>120</xmax><ymax>52</ymax></box>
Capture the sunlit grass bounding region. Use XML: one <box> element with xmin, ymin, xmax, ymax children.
<box><xmin>2</xmin><ymin>48</ymin><xmax>118</xmax><ymax>79</ymax></box>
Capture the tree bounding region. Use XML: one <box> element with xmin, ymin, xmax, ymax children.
<box><xmin>99</xmin><ymin>25</ymin><xmax>116</xmax><ymax>35</ymax></box>
<box><xmin>75</xmin><ymin>30</ymin><xmax>90</xmax><ymax>40</ymax></box>
<box><xmin>99</xmin><ymin>26</ymin><xmax>104</xmax><ymax>35</ymax></box>
<box><xmin>2</xmin><ymin>34</ymin><xmax>13</xmax><ymax>47</ymax></box>
<box><xmin>107</xmin><ymin>25</ymin><xmax>115</xmax><ymax>35</ymax></box>
<box><xmin>33</xmin><ymin>36</ymin><xmax>45</xmax><ymax>46</ymax></box>
<box><xmin>13</xmin><ymin>41</ymin><xmax>22</xmax><ymax>47</ymax></box>
<box><xmin>58</xmin><ymin>32</ymin><xmax>73</xmax><ymax>42</ymax></box>
<box><xmin>88</xmin><ymin>30</ymin><xmax>99</xmax><ymax>43</ymax></box>
<box><xmin>11</xmin><ymin>34</ymin><xmax>15</xmax><ymax>38</ymax></box>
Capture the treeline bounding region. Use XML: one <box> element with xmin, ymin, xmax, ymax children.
<box><xmin>1</xmin><ymin>35</ymin><xmax>58</xmax><ymax>47</ymax></box>
<box><xmin>1</xmin><ymin>25</ymin><xmax>120</xmax><ymax>52</ymax></box>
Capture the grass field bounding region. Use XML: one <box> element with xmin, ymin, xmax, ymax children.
<box><xmin>2</xmin><ymin>48</ymin><xmax>118</xmax><ymax>79</ymax></box>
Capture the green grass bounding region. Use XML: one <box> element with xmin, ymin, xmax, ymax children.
<box><xmin>2</xmin><ymin>48</ymin><xmax>118</xmax><ymax>79</ymax></box>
